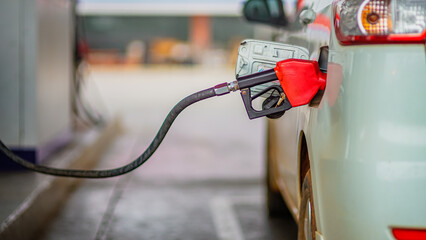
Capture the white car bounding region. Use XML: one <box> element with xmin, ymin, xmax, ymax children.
<box><xmin>243</xmin><ymin>0</ymin><xmax>426</xmax><ymax>239</ymax></box>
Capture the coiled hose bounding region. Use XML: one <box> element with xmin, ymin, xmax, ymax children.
<box><xmin>0</xmin><ymin>88</ymin><xmax>217</xmax><ymax>178</ymax></box>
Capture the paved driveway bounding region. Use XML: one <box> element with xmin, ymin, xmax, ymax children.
<box><xmin>40</xmin><ymin>66</ymin><xmax>298</xmax><ymax>240</ymax></box>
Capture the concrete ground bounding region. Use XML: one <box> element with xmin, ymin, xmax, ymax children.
<box><xmin>39</xmin><ymin>65</ymin><xmax>298</xmax><ymax>240</ymax></box>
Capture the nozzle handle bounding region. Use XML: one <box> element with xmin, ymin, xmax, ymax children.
<box><xmin>236</xmin><ymin>68</ymin><xmax>278</xmax><ymax>89</ymax></box>
<box><xmin>240</xmin><ymin>85</ymin><xmax>292</xmax><ymax>120</ymax></box>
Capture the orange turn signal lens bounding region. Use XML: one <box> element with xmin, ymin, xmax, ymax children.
<box><xmin>358</xmin><ymin>0</ymin><xmax>392</xmax><ymax>35</ymax></box>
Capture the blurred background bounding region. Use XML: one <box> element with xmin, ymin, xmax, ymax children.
<box><xmin>0</xmin><ymin>0</ymin><xmax>297</xmax><ymax>239</ymax></box>
<box><xmin>77</xmin><ymin>0</ymin><xmax>274</xmax><ymax>66</ymax></box>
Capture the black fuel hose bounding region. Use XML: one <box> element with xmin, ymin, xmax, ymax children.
<box><xmin>0</xmin><ymin>87</ymin><xmax>218</xmax><ymax>178</ymax></box>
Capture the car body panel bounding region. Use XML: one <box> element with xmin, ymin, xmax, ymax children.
<box><xmin>310</xmin><ymin>42</ymin><xmax>426</xmax><ymax>239</ymax></box>
<box><xmin>270</xmin><ymin>0</ymin><xmax>426</xmax><ymax>239</ymax></box>
<box><xmin>274</xmin><ymin>0</ymin><xmax>333</xmax><ymax>225</ymax></box>
<box><xmin>270</xmin><ymin>108</ymin><xmax>301</xmax><ymax>218</ymax></box>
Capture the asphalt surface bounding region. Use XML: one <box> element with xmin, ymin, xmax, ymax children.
<box><xmin>39</xmin><ymin>66</ymin><xmax>298</xmax><ymax>240</ymax></box>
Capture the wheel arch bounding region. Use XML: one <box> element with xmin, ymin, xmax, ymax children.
<box><xmin>298</xmin><ymin>131</ymin><xmax>310</xmax><ymax>197</ymax></box>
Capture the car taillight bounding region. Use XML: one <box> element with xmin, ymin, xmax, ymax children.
<box><xmin>333</xmin><ymin>0</ymin><xmax>426</xmax><ymax>45</ymax></box>
<box><xmin>392</xmin><ymin>228</ymin><xmax>426</xmax><ymax>240</ymax></box>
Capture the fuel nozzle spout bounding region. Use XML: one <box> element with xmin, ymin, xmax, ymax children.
<box><xmin>274</xmin><ymin>59</ymin><xmax>326</xmax><ymax>107</ymax></box>
<box><xmin>235</xmin><ymin>59</ymin><xmax>327</xmax><ymax>119</ymax></box>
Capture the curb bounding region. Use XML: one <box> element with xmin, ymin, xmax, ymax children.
<box><xmin>0</xmin><ymin>118</ymin><xmax>122</xmax><ymax>240</ymax></box>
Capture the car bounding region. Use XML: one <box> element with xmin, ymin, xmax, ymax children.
<box><xmin>242</xmin><ymin>0</ymin><xmax>426</xmax><ymax>239</ymax></box>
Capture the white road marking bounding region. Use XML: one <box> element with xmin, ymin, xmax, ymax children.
<box><xmin>210</xmin><ymin>197</ymin><xmax>244</xmax><ymax>240</ymax></box>
<box><xmin>210</xmin><ymin>195</ymin><xmax>262</xmax><ymax>240</ymax></box>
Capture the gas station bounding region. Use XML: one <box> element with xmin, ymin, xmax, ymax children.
<box><xmin>1</xmin><ymin>0</ymin><xmax>426</xmax><ymax>240</ymax></box>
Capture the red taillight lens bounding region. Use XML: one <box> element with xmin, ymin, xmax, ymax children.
<box><xmin>333</xmin><ymin>0</ymin><xmax>426</xmax><ymax>45</ymax></box>
<box><xmin>392</xmin><ymin>228</ymin><xmax>426</xmax><ymax>240</ymax></box>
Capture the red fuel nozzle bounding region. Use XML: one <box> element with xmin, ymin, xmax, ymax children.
<box><xmin>274</xmin><ymin>59</ymin><xmax>327</xmax><ymax>107</ymax></box>
<box><xmin>236</xmin><ymin>59</ymin><xmax>327</xmax><ymax>119</ymax></box>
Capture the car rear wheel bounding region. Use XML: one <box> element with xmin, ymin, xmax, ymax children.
<box><xmin>266</xmin><ymin>120</ymin><xmax>292</xmax><ymax>218</ymax></box>
<box><xmin>298</xmin><ymin>170</ymin><xmax>317</xmax><ymax>240</ymax></box>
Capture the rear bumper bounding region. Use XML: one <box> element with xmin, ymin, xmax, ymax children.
<box><xmin>309</xmin><ymin>44</ymin><xmax>426</xmax><ymax>240</ymax></box>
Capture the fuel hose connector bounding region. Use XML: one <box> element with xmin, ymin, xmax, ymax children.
<box><xmin>213</xmin><ymin>81</ymin><xmax>239</xmax><ymax>96</ymax></box>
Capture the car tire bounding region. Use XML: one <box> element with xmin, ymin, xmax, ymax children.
<box><xmin>266</xmin><ymin>120</ymin><xmax>292</xmax><ymax>218</ymax></box>
<box><xmin>297</xmin><ymin>170</ymin><xmax>317</xmax><ymax>240</ymax></box>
